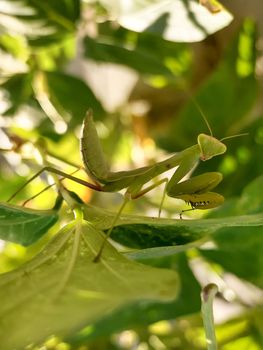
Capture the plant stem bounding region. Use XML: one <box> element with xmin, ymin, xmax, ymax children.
<box><xmin>201</xmin><ymin>283</ymin><xmax>218</xmax><ymax>350</ymax></box>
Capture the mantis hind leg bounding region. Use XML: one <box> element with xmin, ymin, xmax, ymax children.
<box><xmin>93</xmin><ymin>197</ymin><xmax>129</xmax><ymax>262</ymax></box>
<box><xmin>22</xmin><ymin>169</ymin><xmax>82</xmax><ymax>206</ymax></box>
<box><xmin>7</xmin><ymin>166</ymin><xmax>102</xmax><ymax>203</ymax></box>
<box><xmin>94</xmin><ymin>177</ymin><xmax>168</xmax><ymax>262</ymax></box>
<box><xmin>158</xmin><ymin>178</ymin><xmax>168</xmax><ymax>217</ymax></box>
<box><xmin>130</xmin><ymin>178</ymin><xmax>169</xmax><ymax>217</ymax></box>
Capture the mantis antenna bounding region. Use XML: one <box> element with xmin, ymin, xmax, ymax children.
<box><xmin>220</xmin><ymin>133</ymin><xmax>249</xmax><ymax>142</ymax></box>
<box><xmin>189</xmin><ymin>96</ymin><xmax>213</xmax><ymax>136</ymax></box>
<box><xmin>187</xmin><ymin>94</ymin><xmax>248</xmax><ymax>142</ymax></box>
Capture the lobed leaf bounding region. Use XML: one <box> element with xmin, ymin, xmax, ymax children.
<box><xmin>69</xmin><ymin>251</ymin><xmax>200</xmax><ymax>345</ymax></box>
<box><xmin>200</xmin><ymin>176</ymin><xmax>263</xmax><ymax>288</ymax></box>
<box><xmin>0</xmin><ymin>220</ymin><xmax>178</xmax><ymax>349</ymax></box>
<box><xmin>83</xmin><ymin>203</ymin><xmax>263</xmax><ymax>249</ymax></box>
<box><xmin>0</xmin><ymin>202</ymin><xmax>58</xmax><ymax>246</ymax></box>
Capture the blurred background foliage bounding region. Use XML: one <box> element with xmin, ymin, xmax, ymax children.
<box><xmin>0</xmin><ymin>0</ymin><xmax>263</xmax><ymax>349</ymax></box>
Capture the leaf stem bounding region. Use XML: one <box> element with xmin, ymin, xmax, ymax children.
<box><xmin>93</xmin><ymin>197</ymin><xmax>129</xmax><ymax>262</ymax></box>
<box><xmin>201</xmin><ymin>283</ymin><xmax>218</xmax><ymax>350</ymax></box>
<box><xmin>54</xmin><ymin>221</ymin><xmax>81</xmax><ymax>298</ymax></box>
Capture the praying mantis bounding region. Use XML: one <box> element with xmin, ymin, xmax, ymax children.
<box><xmin>7</xmin><ymin>109</ymin><xmax>242</xmax><ymax>261</ymax></box>
<box><xmin>80</xmin><ymin>110</ymin><xmax>226</xmax><ymax>210</ymax></box>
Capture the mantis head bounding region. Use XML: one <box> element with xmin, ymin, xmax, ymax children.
<box><xmin>192</xmin><ymin>102</ymin><xmax>227</xmax><ymax>161</ymax></box>
<box><xmin>198</xmin><ymin>134</ymin><xmax>227</xmax><ymax>161</ymax></box>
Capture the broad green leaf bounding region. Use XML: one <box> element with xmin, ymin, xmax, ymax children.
<box><xmin>199</xmin><ymin>176</ymin><xmax>263</xmax><ymax>288</ymax></box>
<box><xmin>69</xmin><ymin>251</ymin><xmax>200</xmax><ymax>345</ymax></box>
<box><xmin>207</xmin><ymin>175</ymin><xmax>263</xmax><ymax>218</ymax></box>
<box><xmin>158</xmin><ymin>20</ymin><xmax>260</xmax><ymax>196</ymax></box>
<box><xmin>45</xmin><ymin>71</ymin><xmax>104</xmax><ymax>123</ymax></box>
<box><xmin>99</xmin><ymin>0</ymin><xmax>233</xmax><ymax>42</ymax></box>
<box><xmin>159</xmin><ymin>21</ymin><xmax>258</xmax><ymax>148</ymax></box>
<box><xmin>96</xmin><ymin>22</ymin><xmax>192</xmax><ymax>77</ymax></box>
<box><xmin>0</xmin><ymin>202</ymin><xmax>58</xmax><ymax>246</ymax></box>
<box><xmin>237</xmin><ymin>175</ymin><xmax>263</xmax><ymax>214</ymax></box>
<box><xmin>201</xmin><ymin>226</ymin><xmax>263</xmax><ymax>288</ymax></box>
<box><xmin>31</xmin><ymin>0</ymin><xmax>80</xmax><ymax>24</ymax></box>
<box><xmin>0</xmin><ymin>73</ymin><xmax>33</xmax><ymax>115</ymax></box>
<box><xmin>84</xmin><ymin>36</ymin><xmax>173</xmax><ymax>77</ymax></box>
<box><xmin>0</xmin><ymin>174</ymin><xmax>27</xmax><ymax>203</ymax></box>
<box><xmin>0</xmin><ymin>220</ymin><xmax>178</xmax><ymax>350</ymax></box>
<box><xmin>83</xmin><ymin>203</ymin><xmax>263</xmax><ymax>248</ymax></box>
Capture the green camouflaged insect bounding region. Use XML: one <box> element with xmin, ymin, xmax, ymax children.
<box><xmin>9</xmin><ymin>109</ymin><xmax>243</xmax><ymax>261</ymax></box>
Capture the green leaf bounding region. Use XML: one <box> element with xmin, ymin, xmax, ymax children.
<box><xmin>207</xmin><ymin>175</ymin><xmax>263</xmax><ymax>218</ymax></box>
<box><xmin>0</xmin><ymin>73</ymin><xmax>33</xmax><ymax>115</ymax></box>
<box><xmin>84</xmin><ymin>36</ymin><xmax>173</xmax><ymax>76</ymax></box>
<box><xmin>97</xmin><ymin>22</ymin><xmax>192</xmax><ymax>77</ymax></box>
<box><xmin>158</xmin><ymin>20</ymin><xmax>259</xmax><ymax>196</ymax></box>
<box><xmin>159</xmin><ymin>21</ymin><xmax>258</xmax><ymax>151</ymax></box>
<box><xmin>45</xmin><ymin>71</ymin><xmax>104</xmax><ymax>123</ymax></box>
<box><xmin>201</xmin><ymin>226</ymin><xmax>263</xmax><ymax>288</ymax></box>
<box><xmin>0</xmin><ymin>202</ymin><xmax>58</xmax><ymax>246</ymax></box>
<box><xmin>69</xmin><ymin>251</ymin><xmax>200</xmax><ymax>345</ymax></box>
<box><xmin>99</xmin><ymin>0</ymin><xmax>233</xmax><ymax>42</ymax></box>
<box><xmin>237</xmin><ymin>175</ymin><xmax>263</xmax><ymax>214</ymax></box>
<box><xmin>83</xmin><ymin>203</ymin><xmax>263</xmax><ymax>248</ymax></box>
<box><xmin>32</xmin><ymin>0</ymin><xmax>80</xmax><ymax>24</ymax></box>
<box><xmin>0</xmin><ymin>220</ymin><xmax>178</xmax><ymax>350</ymax></box>
<box><xmin>199</xmin><ymin>176</ymin><xmax>263</xmax><ymax>288</ymax></box>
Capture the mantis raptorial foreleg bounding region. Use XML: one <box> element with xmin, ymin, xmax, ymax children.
<box><xmin>167</xmin><ymin>172</ymin><xmax>224</xmax><ymax>218</ymax></box>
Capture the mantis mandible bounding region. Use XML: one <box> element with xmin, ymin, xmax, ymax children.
<box><xmin>8</xmin><ymin>109</ymin><xmax>241</xmax><ymax>261</ymax></box>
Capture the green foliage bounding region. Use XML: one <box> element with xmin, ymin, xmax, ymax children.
<box><xmin>158</xmin><ymin>19</ymin><xmax>262</xmax><ymax>196</ymax></box>
<box><xmin>70</xmin><ymin>252</ymin><xmax>201</xmax><ymax>345</ymax></box>
<box><xmin>0</xmin><ymin>202</ymin><xmax>58</xmax><ymax>245</ymax></box>
<box><xmin>0</xmin><ymin>0</ymin><xmax>263</xmax><ymax>349</ymax></box>
<box><xmin>84</xmin><ymin>35</ymin><xmax>174</xmax><ymax>77</ymax></box>
<box><xmin>98</xmin><ymin>0</ymin><xmax>233</xmax><ymax>42</ymax></box>
<box><xmin>200</xmin><ymin>176</ymin><xmax>263</xmax><ymax>288</ymax></box>
<box><xmin>82</xmin><ymin>202</ymin><xmax>263</xmax><ymax>249</ymax></box>
<box><xmin>0</xmin><ymin>217</ymin><xmax>178</xmax><ymax>350</ymax></box>
<box><xmin>44</xmin><ymin>71</ymin><xmax>104</xmax><ymax>123</ymax></box>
